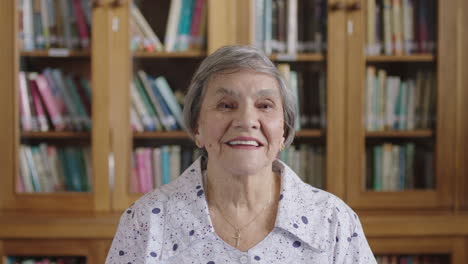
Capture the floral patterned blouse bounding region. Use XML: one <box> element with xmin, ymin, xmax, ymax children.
<box><xmin>105</xmin><ymin>158</ymin><xmax>377</xmax><ymax>263</ymax></box>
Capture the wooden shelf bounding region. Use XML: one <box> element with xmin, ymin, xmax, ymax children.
<box><xmin>366</xmin><ymin>130</ymin><xmax>433</xmax><ymax>138</ymax></box>
<box><xmin>366</xmin><ymin>54</ymin><xmax>435</xmax><ymax>62</ymax></box>
<box><xmin>21</xmin><ymin>132</ymin><xmax>91</xmax><ymax>139</ymax></box>
<box><xmin>133</xmin><ymin>131</ymin><xmax>189</xmax><ymax>139</ymax></box>
<box><xmin>295</xmin><ymin>129</ymin><xmax>323</xmax><ymax>137</ymax></box>
<box><xmin>20</xmin><ymin>50</ymin><xmax>91</xmax><ymax>58</ymax></box>
<box><xmin>269</xmin><ymin>53</ymin><xmax>325</xmax><ymax>62</ymax></box>
<box><xmin>133</xmin><ymin>51</ymin><xmax>207</xmax><ymax>58</ymax></box>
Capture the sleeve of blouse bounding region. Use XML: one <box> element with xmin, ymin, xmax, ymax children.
<box><xmin>105</xmin><ymin>208</ymin><xmax>147</xmax><ymax>264</ymax></box>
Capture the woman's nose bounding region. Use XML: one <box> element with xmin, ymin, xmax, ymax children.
<box><xmin>233</xmin><ymin>105</ymin><xmax>260</xmax><ymax>130</ymax></box>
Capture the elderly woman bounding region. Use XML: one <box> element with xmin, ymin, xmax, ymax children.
<box><xmin>106</xmin><ymin>45</ymin><xmax>376</xmax><ymax>263</ymax></box>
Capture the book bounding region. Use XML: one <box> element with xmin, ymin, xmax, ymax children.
<box><xmin>131</xmin><ymin>3</ymin><xmax>163</xmax><ymax>52</ymax></box>
<box><xmin>154</xmin><ymin>76</ymin><xmax>185</xmax><ymax>130</ymax></box>
<box><xmin>35</xmin><ymin>73</ymin><xmax>65</xmax><ymax>131</ymax></box>
<box><xmin>286</xmin><ymin>0</ymin><xmax>298</xmax><ymax>54</ymax></box>
<box><xmin>177</xmin><ymin>0</ymin><xmax>195</xmax><ymax>51</ymax></box>
<box><xmin>165</xmin><ymin>0</ymin><xmax>183</xmax><ymax>52</ymax></box>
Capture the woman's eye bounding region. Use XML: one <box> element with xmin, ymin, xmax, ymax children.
<box><xmin>217</xmin><ymin>102</ymin><xmax>233</xmax><ymax>109</ymax></box>
<box><xmin>258</xmin><ymin>103</ymin><xmax>273</xmax><ymax>109</ymax></box>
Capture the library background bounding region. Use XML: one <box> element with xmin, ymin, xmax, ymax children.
<box><xmin>0</xmin><ymin>0</ymin><xmax>467</xmax><ymax>263</ymax></box>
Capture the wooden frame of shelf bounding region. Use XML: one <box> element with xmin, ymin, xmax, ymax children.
<box><xmin>133</xmin><ymin>51</ymin><xmax>207</xmax><ymax>58</ymax></box>
<box><xmin>20</xmin><ymin>132</ymin><xmax>91</xmax><ymax>139</ymax></box>
<box><xmin>345</xmin><ymin>0</ymin><xmax>456</xmax><ymax>210</ymax></box>
<box><xmin>368</xmin><ymin>237</ymin><xmax>467</xmax><ymax>264</ymax></box>
<box><xmin>0</xmin><ymin>239</ymin><xmax>110</xmax><ymax>264</ymax></box>
<box><xmin>20</xmin><ymin>50</ymin><xmax>91</xmax><ymax>58</ymax></box>
<box><xmin>366</xmin><ymin>54</ymin><xmax>435</xmax><ymax>62</ymax></box>
<box><xmin>0</xmin><ymin>0</ymin><xmax>111</xmax><ymax>212</ymax></box>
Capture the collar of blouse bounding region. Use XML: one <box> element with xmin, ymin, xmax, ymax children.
<box><xmin>159</xmin><ymin>157</ymin><xmax>333</xmax><ymax>260</ymax></box>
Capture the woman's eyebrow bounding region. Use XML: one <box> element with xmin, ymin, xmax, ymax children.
<box><xmin>215</xmin><ymin>87</ymin><xmax>277</xmax><ymax>97</ymax></box>
<box><xmin>214</xmin><ymin>87</ymin><xmax>240</xmax><ymax>98</ymax></box>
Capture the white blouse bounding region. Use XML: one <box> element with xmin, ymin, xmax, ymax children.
<box><xmin>105</xmin><ymin>158</ymin><xmax>377</xmax><ymax>264</ymax></box>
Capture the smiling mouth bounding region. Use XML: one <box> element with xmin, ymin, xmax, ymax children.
<box><xmin>225</xmin><ymin>139</ymin><xmax>265</xmax><ymax>148</ymax></box>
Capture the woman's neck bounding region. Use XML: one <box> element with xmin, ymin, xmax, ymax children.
<box><xmin>205</xmin><ymin>161</ymin><xmax>280</xmax><ymax>211</ymax></box>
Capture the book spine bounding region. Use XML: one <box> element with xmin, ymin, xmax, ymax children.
<box><xmin>19</xmin><ymin>72</ymin><xmax>33</xmax><ymax>131</ymax></box>
<box><xmin>145</xmin><ymin>148</ymin><xmax>154</xmax><ymax>192</ymax></box>
<box><xmin>19</xmin><ymin>145</ymin><xmax>35</xmax><ymax>192</ymax></box>
<box><xmin>263</xmin><ymin>0</ymin><xmax>273</xmax><ymax>54</ymax></box>
<box><xmin>165</xmin><ymin>0</ymin><xmax>183</xmax><ymax>52</ymax></box>
<box><xmin>367</xmin><ymin>0</ymin><xmax>376</xmax><ymax>55</ymax></box>
<box><xmin>189</xmin><ymin>0</ymin><xmax>205</xmax><ymax>50</ymax></box>
<box><xmin>153</xmin><ymin>148</ymin><xmax>162</xmax><ymax>188</ymax></box>
<box><xmin>162</xmin><ymin>146</ymin><xmax>170</xmax><ymax>184</ymax></box>
<box><xmin>131</xmin><ymin>4</ymin><xmax>163</xmax><ymax>51</ymax></box>
<box><xmin>131</xmin><ymin>82</ymin><xmax>155</xmax><ymax>131</ymax></box>
<box><xmin>29</xmin><ymin>73</ymin><xmax>50</xmax><ymax>132</ymax></box>
<box><xmin>40</xmin><ymin>0</ymin><xmax>51</xmax><ymax>49</ymax></box>
<box><xmin>130</xmin><ymin>151</ymin><xmax>139</xmax><ymax>193</ymax></box>
<box><xmin>65</xmin><ymin>75</ymin><xmax>91</xmax><ymax>130</ymax></box>
<box><xmin>137</xmin><ymin>71</ymin><xmax>171</xmax><ymax>130</ymax></box>
<box><xmin>154</xmin><ymin>76</ymin><xmax>185</xmax><ymax>130</ymax></box>
<box><xmin>136</xmin><ymin>148</ymin><xmax>146</xmax><ymax>192</ymax></box>
<box><xmin>253</xmin><ymin>0</ymin><xmax>265</xmax><ymax>49</ymax></box>
<box><xmin>134</xmin><ymin>77</ymin><xmax>162</xmax><ymax>131</ymax></box>
<box><xmin>35</xmin><ymin>74</ymin><xmax>65</xmax><ymax>131</ymax></box>
<box><xmin>392</xmin><ymin>0</ymin><xmax>403</xmax><ymax>55</ymax></box>
<box><xmin>59</xmin><ymin>0</ymin><xmax>73</xmax><ymax>49</ymax></box>
<box><xmin>177</xmin><ymin>0</ymin><xmax>195</xmax><ymax>51</ymax></box>
<box><xmin>72</xmin><ymin>0</ymin><xmax>90</xmax><ymax>50</ymax></box>
<box><xmin>383</xmin><ymin>0</ymin><xmax>392</xmax><ymax>55</ymax></box>
<box><xmin>286</xmin><ymin>0</ymin><xmax>298</xmax><ymax>54</ymax></box>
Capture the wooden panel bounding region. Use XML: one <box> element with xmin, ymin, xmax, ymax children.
<box><xmin>326</xmin><ymin>0</ymin><xmax>348</xmax><ymax>199</ymax></box>
<box><xmin>207</xmin><ymin>0</ymin><xmax>238</xmax><ymax>53</ymax></box>
<box><xmin>369</xmin><ymin>237</ymin><xmax>466</xmax><ymax>263</ymax></box>
<box><xmin>344</xmin><ymin>0</ymin><xmax>365</xmax><ymax>202</ymax></box>
<box><xmin>457</xmin><ymin>0</ymin><xmax>468</xmax><ymax>210</ymax></box>
<box><xmin>111</xmin><ymin>1</ymin><xmax>133</xmax><ymax>212</ymax></box>
<box><xmin>1</xmin><ymin>240</ymin><xmax>106</xmax><ymax>264</ymax></box>
<box><xmin>436</xmin><ymin>0</ymin><xmax>457</xmax><ymax>209</ymax></box>
<box><xmin>0</xmin><ymin>0</ymin><xmax>17</xmax><ymax>210</ymax></box>
<box><xmin>346</xmin><ymin>0</ymin><xmax>455</xmax><ymax>210</ymax></box>
<box><xmin>91</xmin><ymin>1</ymin><xmax>113</xmax><ymax>212</ymax></box>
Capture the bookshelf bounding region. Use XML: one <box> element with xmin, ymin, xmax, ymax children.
<box><xmin>0</xmin><ymin>0</ymin><xmax>467</xmax><ymax>262</ymax></box>
<box><xmin>0</xmin><ymin>239</ymin><xmax>110</xmax><ymax>264</ymax></box>
<box><xmin>345</xmin><ymin>0</ymin><xmax>459</xmax><ymax>209</ymax></box>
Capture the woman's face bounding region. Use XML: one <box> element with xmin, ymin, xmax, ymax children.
<box><xmin>195</xmin><ymin>69</ymin><xmax>285</xmax><ymax>176</ymax></box>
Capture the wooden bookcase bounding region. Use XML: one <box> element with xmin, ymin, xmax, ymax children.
<box><xmin>0</xmin><ymin>239</ymin><xmax>110</xmax><ymax>264</ymax></box>
<box><xmin>0</xmin><ymin>0</ymin><xmax>467</xmax><ymax>262</ymax></box>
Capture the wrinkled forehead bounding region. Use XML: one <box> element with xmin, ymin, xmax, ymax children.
<box><xmin>203</xmin><ymin>69</ymin><xmax>281</xmax><ymax>99</ymax></box>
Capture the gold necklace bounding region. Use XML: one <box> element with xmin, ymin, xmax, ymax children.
<box><xmin>204</xmin><ymin>172</ymin><xmax>273</xmax><ymax>248</ymax></box>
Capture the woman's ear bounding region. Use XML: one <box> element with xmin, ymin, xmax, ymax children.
<box><xmin>194</xmin><ymin>128</ymin><xmax>204</xmax><ymax>148</ymax></box>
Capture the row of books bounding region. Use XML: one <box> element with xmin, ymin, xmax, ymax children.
<box><xmin>366</xmin><ymin>0</ymin><xmax>436</xmax><ymax>55</ymax></box>
<box><xmin>6</xmin><ymin>256</ymin><xmax>86</xmax><ymax>264</ymax></box>
<box><xmin>131</xmin><ymin>70</ymin><xmax>184</xmax><ymax>132</ymax></box>
<box><xmin>130</xmin><ymin>146</ymin><xmax>200</xmax><ymax>193</ymax></box>
<box><xmin>365</xmin><ymin>67</ymin><xmax>435</xmax><ymax>131</ymax></box>
<box><xmin>17</xmin><ymin>144</ymin><xmax>92</xmax><ymax>193</ymax></box>
<box><xmin>365</xmin><ymin>142</ymin><xmax>434</xmax><ymax>191</ymax></box>
<box><xmin>19</xmin><ymin>69</ymin><xmax>92</xmax><ymax>132</ymax></box>
<box><xmin>375</xmin><ymin>255</ymin><xmax>448</xmax><ymax>264</ymax></box>
<box><xmin>279</xmin><ymin>144</ymin><xmax>325</xmax><ymax>189</ymax></box>
<box><xmin>131</xmin><ymin>0</ymin><xmax>207</xmax><ymax>52</ymax></box>
<box><xmin>19</xmin><ymin>0</ymin><xmax>91</xmax><ymax>51</ymax></box>
<box><xmin>252</xmin><ymin>0</ymin><xmax>327</xmax><ymax>54</ymax></box>
<box><xmin>277</xmin><ymin>64</ymin><xmax>326</xmax><ymax>130</ymax></box>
